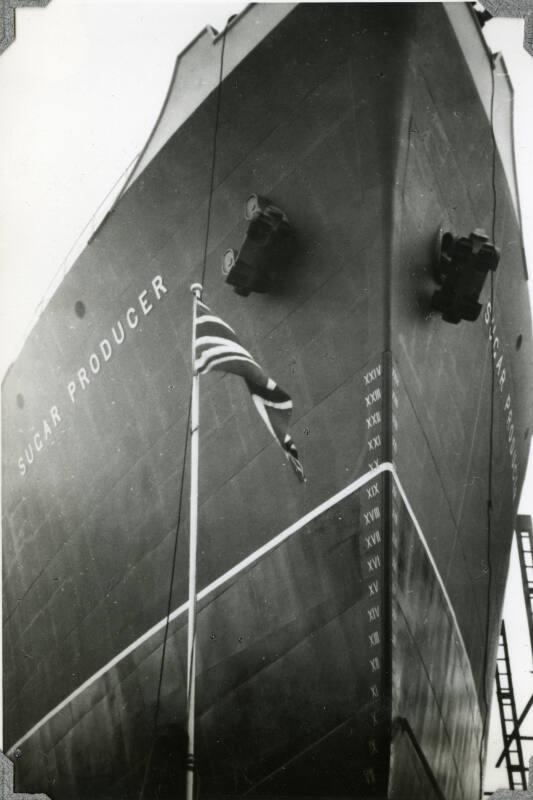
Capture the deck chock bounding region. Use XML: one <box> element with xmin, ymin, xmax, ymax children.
<box><xmin>431</xmin><ymin>228</ymin><xmax>500</xmax><ymax>324</ymax></box>
<box><xmin>222</xmin><ymin>194</ymin><xmax>293</xmax><ymax>296</ymax></box>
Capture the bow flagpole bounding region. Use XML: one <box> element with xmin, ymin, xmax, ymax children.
<box><xmin>186</xmin><ymin>282</ymin><xmax>203</xmax><ymax>800</ymax></box>
<box><xmin>185</xmin><ymin>282</ymin><xmax>304</xmax><ymax>797</ymax></box>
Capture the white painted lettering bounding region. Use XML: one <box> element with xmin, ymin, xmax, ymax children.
<box><xmin>139</xmin><ymin>289</ymin><xmax>153</xmax><ymax>315</ymax></box>
<box><xmin>78</xmin><ymin>368</ymin><xmax>90</xmax><ymax>390</ymax></box>
<box><xmin>366</xmin><ymin>411</ymin><xmax>381</xmax><ymax>429</ymax></box>
<box><xmin>365</xmin><ymin>388</ymin><xmax>381</xmax><ymax>407</ymax></box>
<box><xmin>365</xmin><ymin>530</ymin><xmax>381</xmax><ymax>550</ymax></box>
<box><xmin>89</xmin><ymin>353</ymin><xmax>101</xmax><ymax>375</ymax></box>
<box><xmin>363</xmin><ymin>507</ymin><xmax>380</xmax><ymax>526</ymax></box>
<box><xmin>152</xmin><ymin>274</ymin><xmax>167</xmax><ymax>299</ymax></box>
<box><xmin>363</xmin><ymin>365</ymin><xmax>381</xmax><ymax>386</ymax></box>
<box><xmin>112</xmin><ymin>321</ymin><xmax>125</xmax><ymax>345</ymax></box>
<box><xmin>100</xmin><ymin>338</ymin><xmax>112</xmax><ymax>362</ymax></box>
<box><xmin>484</xmin><ymin>304</ymin><xmax>519</xmax><ymax>502</ymax></box>
<box><xmin>43</xmin><ymin>419</ymin><xmax>52</xmax><ymax>441</ymax></box>
<box><xmin>17</xmin><ymin>273</ymin><xmax>172</xmax><ymax>477</ymax></box>
<box><xmin>69</xmin><ymin>277</ymin><xmax>173</xmax><ymax>409</ymax></box>
<box><xmin>126</xmin><ymin>308</ymin><xmax>138</xmax><ymax>329</ymax></box>
<box><xmin>366</xmin><ymin>482</ymin><xmax>379</xmax><ymax>499</ymax></box>
<box><xmin>366</xmin><ymin>555</ymin><xmax>381</xmax><ymax>573</ymax></box>
<box><xmin>368</xmin><ymin>435</ymin><xmax>381</xmax><ymax>452</ymax></box>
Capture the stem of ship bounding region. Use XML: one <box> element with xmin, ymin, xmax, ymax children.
<box><xmin>186</xmin><ymin>282</ymin><xmax>203</xmax><ymax>800</ymax></box>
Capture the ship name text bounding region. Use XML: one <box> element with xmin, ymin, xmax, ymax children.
<box><xmin>66</xmin><ymin>275</ymin><xmax>167</xmax><ymax>404</ymax></box>
<box><xmin>17</xmin><ymin>274</ymin><xmax>168</xmax><ymax>477</ymax></box>
<box><xmin>484</xmin><ymin>301</ymin><xmax>519</xmax><ymax>500</ymax></box>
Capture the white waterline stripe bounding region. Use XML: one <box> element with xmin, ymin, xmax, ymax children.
<box><xmin>9</xmin><ymin>461</ymin><xmax>480</xmax><ymax>752</ymax></box>
<box><xmin>8</xmin><ymin>462</ymin><xmax>392</xmax><ymax>754</ymax></box>
<box><xmin>195</xmin><ymin>462</ymin><xmax>392</xmax><ymax>602</ymax></box>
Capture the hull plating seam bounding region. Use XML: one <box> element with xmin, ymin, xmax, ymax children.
<box><xmin>7</xmin><ymin>460</ymin><xmax>480</xmax><ymax>755</ymax></box>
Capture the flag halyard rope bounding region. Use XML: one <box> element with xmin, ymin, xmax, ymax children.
<box><xmin>138</xmin><ymin>18</ymin><xmax>229</xmax><ymax>799</ymax></box>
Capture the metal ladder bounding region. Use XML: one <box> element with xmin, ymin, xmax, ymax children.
<box><xmin>517</xmin><ymin>515</ymin><xmax>533</xmax><ymax>655</ymax></box>
<box><xmin>495</xmin><ymin>619</ymin><xmax>528</xmax><ymax>789</ymax></box>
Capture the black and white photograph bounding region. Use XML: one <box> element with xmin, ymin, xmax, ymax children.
<box><xmin>1</xmin><ymin>2</ymin><xmax>533</xmax><ymax>797</ymax></box>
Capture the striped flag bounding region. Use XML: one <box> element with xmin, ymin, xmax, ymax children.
<box><xmin>194</xmin><ymin>300</ymin><xmax>304</xmax><ymax>481</ymax></box>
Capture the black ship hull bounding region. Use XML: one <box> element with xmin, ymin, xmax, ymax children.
<box><xmin>2</xmin><ymin>4</ymin><xmax>532</xmax><ymax>798</ymax></box>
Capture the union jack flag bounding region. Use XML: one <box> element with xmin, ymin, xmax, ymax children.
<box><xmin>194</xmin><ymin>300</ymin><xmax>304</xmax><ymax>481</ymax></box>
